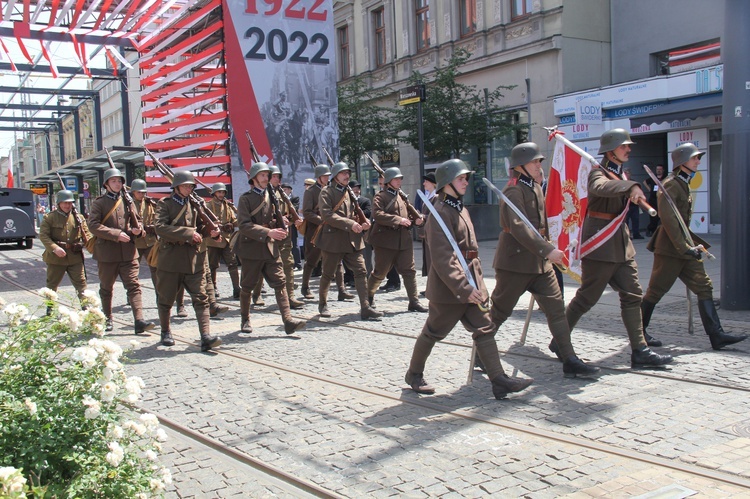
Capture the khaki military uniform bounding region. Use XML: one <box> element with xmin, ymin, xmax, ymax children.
<box><xmin>367</xmin><ymin>187</ymin><xmax>420</xmax><ymax>305</ymax></box>
<box><xmin>88</xmin><ymin>191</ymin><xmax>146</xmax><ymax>322</ymax></box>
<box><xmin>407</xmin><ymin>192</ymin><xmax>510</xmax><ymax>382</ymax></box>
<box><xmin>134</xmin><ymin>196</ymin><xmax>159</xmax><ymax>291</ymax></box>
<box><xmin>644</xmin><ymin>171</ymin><xmax>713</xmax><ymax>302</ymax></box>
<box><xmin>206</xmin><ymin>197</ymin><xmax>240</xmax><ymax>295</ymax></box>
<box><xmin>490</xmin><ymin>174</ymin><xmax>577</xmax><ymax>360</ymax></box>
<box><xmin>565</xmin><ymin>161</ymin><xmax>647</xmax><ymax>349</ymax></box>
<box><xmin>154</xmin><ymin>194</ymin><xmax>212</xmax><ymax>337</ymax></box>
<box><xmin>301</xmin><ymin>181</ymin><xmax>344</xmax><ymax>295</ymax></box>
<box><xmin>39</xmin><ymin>207</ymin><xmax>92</xmax><ymax>301</ymax></box>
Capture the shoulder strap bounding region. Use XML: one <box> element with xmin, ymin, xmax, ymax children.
<box><xmin>102</xmin><ymin>198</ymin><xmax>123</xmax><ymax>224</ymax></box>
<box><xmin>249</xmin><ymin>191</ymin><xmax>269</xmax><ymax>218</ymax></box>
<box><xmin>170</xmin><ymin>202</ymin><xmax>189</xmax><ymax>226</ymax></box>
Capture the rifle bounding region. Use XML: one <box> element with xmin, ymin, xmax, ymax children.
<box><xmin>306</xmin><ymin>147</ymin><xmax>320</xmax><ymax>167</ymax></box>
<box><xmin>364</xmin><ymin>152</ymin><xmax>423</xmax><ymax>221</ymax></box>
<box><xmin>104</xmin><ymin>147</ymin><xmax>143</xmax><ymax>234</ymax></box>
<box><xmin>242</xmin><ymin>130</ymin><xmax>294</xmax><ymax>229</ymax></box>
<box><xmin>244</xmin><ymin>130</ymin><xmax>262</xmax><ymax>163</ymax></box>
<box><xmin>54</xmin><ymin>172</ymin><xmax>89</xmax><ymax>248</ymax></box>
<box><xmin>143</xmin><ymin>148</ymin><xmax>222</xmax><ymax>239</ymax></box>
<box><xmin>194</xmin><ymin>173</ymin><xmax>239</xmax><ymax>218</ymax></box>
<box><xmin>321</xmin><ymin>147</ymin><xmax>368</xmax><ymax>226</ymax></box>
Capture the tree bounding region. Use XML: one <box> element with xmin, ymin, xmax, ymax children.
<box><xmin>337</xmin><ymin>77</ymin><xmax>397</xmax><ymax>180</ymax></box>
<box><xmin>395</xmin><ymin>48</ymin><xmax>526</xmax><ymax>161</ymax></box>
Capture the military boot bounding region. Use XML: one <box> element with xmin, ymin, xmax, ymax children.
<box><xmin>102</xmin><ymin>296</ymin><xmax>113</xmax><ymax>331</ymax></box>
<box><xmin>158</xmin><ymin>307</ymin><xmax>172</xmax><ymax>339</ymax></box>
<box><xmin>356</xmin><ymin>275</ymin><xmax>382</xmax><ymax>320</ymax></box>
<box><xmin>252</xmin><ymin>279</ymin><xmax>265</xmax><ymax>307</ymax></box>
<box><xmin>210</xmin><ymin>268</ymin><xmax>218</xmax><ymax>297</ymax></box>
<box><xmin>210</xmin><ymin>303</ymin><xmax>229</xmax><ymax>317</ymax></box>
<box><xmin>287</xmin><ymin>273</ymin><xmax>304</xmax><ymax>309</ymax></box>
<box><xmin>318</xmin><ymin>276</ymin><xmax>331</xmax><ymax>317</ymax></box>
<box><xmin>105</xmin><ymin>317</ymin><xmax>114</xmax><ymax>332</ymax></box>
<box><xmin>490</xmin><ymin>374</ymin><xmax>533</xmax><ymax>400</ymax></box>
<box><xmin>698</xmin><ymin>299</ymin><xmax>749</xmax><ymax>350</ymax></box>
<box><xmin>175</xmin><ymin>290</ymin><xmax>188</xmax><ymax>317</ymax></box>
<box><xmin>405</xmin><ymin>329</ymin><xmax>438</xmax><ymax>394</ymax></box>
<box><xmin>301</xmin><ymin>265</ymin><xmax>314</xmax><ymax>299</ymax></box>
<box><xmin>336</xmin><ymin>267</ymin><xmax>354</xmax><ymax>300</ymax></box>
<box><xmin>160</xmin><ymin>331</ymin><xmax>175</xmax><ymax>347</ymax></box>
<box><xmin>134</xmin><ymin>319</ymin><xmax>155</xmax><ymax>335</ymax></box>
<box><xmin>198</xmin><ymin>310</ymin><xmax>221</xmax><ymax>351</ymax></box>
<box><xmin>640</xmin><ymin>299</ymin><xmax>662</xmax><ymax>347</ymax></box>
<box><xmin>404</xmin><ymin>274</ymin><xmax>427</xmax><ymax>313</ymax></box>
<box><xmin>240</xmin><ymin>290</ymin><xmax>253</xmax><ymax>334</ymax></box>
<box><xmin>474</xmin><ymin>333</ymin><xmax>505</xmax><ymax>379</ymax></box>
<box><xmin>276</xmin><ymin>288</ymin><xmax>306</xmax><ymax>335</ymax></box>
<box><xmin>366</xmin><ymin>274</ymin><xmax>383</xmax><ymax>309</ymax></box>
<box><xmin>562</xmin><ymin>356</ymin><xmax>600</xmax><ymax>378</ymax></box>
<box><xmin>229</xmin><ymin>267</ymin><xmax>241</xmax><ymax>299</ymax></box>
<box><xmin>631</xmin><ymin>345</ymin><xmax>673</xmax><ymax>367</ymax></box>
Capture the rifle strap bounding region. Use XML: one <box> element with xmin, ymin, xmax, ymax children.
<box><xmin>103</xmin><ymin>198</ymin><xmax>122</xmax><ymax>225</ymax></box>
<box><xmin>249</xmin><ymin>191</ymin><xmax>269</xmax><ymax>219</ymax></box>
<box><xmin>312</xmin><ymin>190</ymin><xmax>349</xmax><ymax>246</ymax></box>
<box><xmin>385</xmin><ymin>192</ymin><xmax>399</xmax><ymax>213</ymax></box>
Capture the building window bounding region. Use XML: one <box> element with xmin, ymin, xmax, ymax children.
<box><xmin>459</xmin><ymin>0</ymin><xmax>476</xmax><ymax>37</ymax></box>
<box><xmin>373</xmin><ymin>7</ymin><xmax>386</xmax><ymax>67</ymax></box>
<box><xmin>338</xmin><ymin>26</ymin><xmax>350</xmax><ymax>78</ymax></box>
<box><xmin>416</xmin><ymin>0</ymin><xmax>430</xmax><ymax>51</ymax></box>
<box><xmin>511</xmin><ymin>0</ymin><xmax>532</xmax><ymax>20</ymax></box>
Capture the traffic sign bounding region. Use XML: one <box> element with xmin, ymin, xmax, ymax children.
<box><xmin>398</xmin><ymin>84</ymin><xmax>426</xmax><ymax>106</ymax></box>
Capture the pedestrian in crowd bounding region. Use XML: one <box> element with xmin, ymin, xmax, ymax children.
<box><xmin>282</xmin><ymin>182</ymin><xmax>303</xmax><ymax>270</ymax></box>
<box><xmin>131</xmin><ymin>179</ymin><xmax>159</xmax><ymax>299</ymax></box>
<box><xmin>405</xmin><ymin>159</ymin><xmax>533</xmax><ymax>399</ymax></box>
<box><xmin>36</xmin><ymin>202</ymin><xmax>46</xmax><ymax>227</ymax></box>
<box><xmin>88</xmin><ymin>168</ymin><xmax>154</xmax><ymax>335</ymax></box>
<box><xmin>39</xmin><ymin>189</ymin><xmax>92</xmax><ymax>307</ymax></box>
<box><xmin>366</xmin><ymin>167</ymin><xmax>426</xmax><ymax>313</ymax></box>
<box><xmin>642</xmin><ymin>143</ymin><xmax>747</xmax><ymax>350</ymax></box>
<box><xmin>206</xmin><ymin>182</ymin><xmax>241</xmax><ymax>299</ymax></box>
<box><xmin>624</xmin><ymin>167</ymin><xmax>644</xmax><ymax>239</ymax></box>
<box><xmin>493</xmin><ymin>143</ymin><xmax>598</xmax><ymax>378</ymax></box>
<box><xmin>300</xmin><ymin>164</ymin><xmax>349</xmax><ymax>301</ymax></box>
<box><xmin>343</xmin><ymin>178</ymin><xmax>372</xmax><ymax>286</ymax></box>
<box><xmin>564</xmin><ymin>129</ymin><xmax>673</xmax><ymax>368</ymax></box>
<box><xmin>643</xmin><ymin>164</ymin><xmax>666</xmax><ymax>236</ymax></box>
<box><xmin>234</xmin><ymin>162</ymin><xmax>306</xmax><ymax>335</ymax></box>
<box><xmin>376</xmin><ymin>175</ymin><xmax>401</xmax><ymax>293</ymax></box>
<box><xmin>314</xmin><ymin>162</ymin><xmax>382</xmax><ymax>320</ymax></box>
<box><xmin>153</xmin><ymin>170</ymin><xmax>223</xmax><ymax>351</ymax></box>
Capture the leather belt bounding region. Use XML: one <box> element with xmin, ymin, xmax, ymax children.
<box><xmin>56</xmin><ymin>241</ymin><xmax>83</xmax><ymax>252</ymax></box>
<box><xmin>463</xmin><ymin>250</ymin><xmax>478</xmax><ymax>260</ymax></box>
<box><xmin>588</xmin><ymin>211</ymin><xmax>617</xmax><ymax>221</ymax></box>
<box><xmin>165</xmin><ymin>241</ymin><xmax>194</xmax><ymax>246</ymax></box>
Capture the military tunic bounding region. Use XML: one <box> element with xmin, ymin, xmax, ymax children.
<box><xmin>565</xmin><ymin>160</ymin><xmax>647</xmax><ymax>349</ymax></box>
<box><xmin>368</xmin><ymin>187</ymin><xmax>417</xmax><ymax>283</ymax></box>
<box><xmin>39</xmin><ymin>207</ymin><xmax>92</xmax><ymax>300</ymax></box>
<box><xmin>134</xmin><ymin>196</ymin><xmax>159</xmax><ymax>290</ymax></box>
<box><xmin>489</xmin><ymin>174</ymin><xmax>576</xmax><ymax>360</ymax></box>
<box><xmin>644</xmin><ymin>170</ymin><xmax>713</xmax><ymax>302</ymax></box>
<box><xmin>206</xmin><ymin>197</ymin><xmax>239</xmax><ymax>273</ymax></box>
<box><xmin>88</xmin><ymin>190</ymin><xmax>145</xmax><ymax>321</ymax></box>
<box><xmin>302</xmin><ymin>182</ymin><xmax>325</xmax><ymax>271</ymax></box>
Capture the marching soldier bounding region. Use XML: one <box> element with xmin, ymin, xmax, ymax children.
<box><xmin>492</xmin><ymin>143</ymin><xmax>598</xmax><ymax>377</ymax></box>
<box><xmin>300</xmin><ymin>165</ymin><xmax>350</xmax><ymax>301</ymax></box>
<box><xmin>642</xmin><ymin>143</ymin><xmax>747</xmax><ymax>350</ymax></box>
<box><xmin>315</xmin><ymin>162</ymin><xmax>382</xmax><ymax>320</ymax></box>
<box><xmin>39</xmin><ymin>189</ymin><xmax>92</xmax><ymax>304</ymax></box>
<box><xmin>563</xmin><ymin>129</ymin><xmax>673</xmax><ymax>367</ymax></box>
<box><xmin>405</xmin><ymin>159</ymin><xmax>532</xmax><ymax>399</ymax></box>
<box><xmin>234</xmin><ymin>162</ymin><xmax>306</xmax><ymax>335</ymax></box>
<box><xmin>366</xmin><ymin>167</ymin><xmax>427</xmax><ymax>312</ymax></box>
<box><xmin>269</xmin><ymin>165</ymin><xmax>304</xmax><ymax>309</ymax></box>
<box><xmin>88</xmin><ymin>168</ymin><xmax>154</xmax><ymax>335</ymax></box>
<box><xmin>206</xmin><ymin>182</ymin><xmax>241</xmax><ymax>299</ymax></box>
<box><xmin>131</xmin><ymin>179</ymin><xmax>159</xmax><ymax>296</ymax></box>
<box><xmin>153</xmin><ymin>171</ymin><xmax>222</xmax><ymax>351</ymax></box>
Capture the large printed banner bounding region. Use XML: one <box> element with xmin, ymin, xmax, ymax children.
<box><xmin>223</xmin><ymin>0</ymin><xmax>338</xmax><ymax>199</ymax></box>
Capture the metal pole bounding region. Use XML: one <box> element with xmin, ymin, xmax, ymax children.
<box><xmin>417</xmin><ymin>82</ymin><xmax>425</xmax><ymax>187</ymax></box>
<box><xmin>721</xmin><ymin>0</ymin><xmax>750</xmax><ymax>309</ymax></box>
<box><xmin>520</xmin><ymin>295</ymin><xmax>535</xmax><ymax>345</ymax></box>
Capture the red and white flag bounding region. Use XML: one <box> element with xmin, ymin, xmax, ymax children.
<box><xmin>546</xmin><ymin>131</ymin><xmax>593</xmax><ymax>280</ymax></box>
<box><xmin>6</xmin><ymin>149</ymin><xmax>14</xmax><ymax>188</ymax></box>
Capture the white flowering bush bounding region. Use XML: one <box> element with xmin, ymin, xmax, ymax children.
<box><xmin>0</xmin><ymin>289</ymin><xmax>171</xmax><ymax>497</ymax></box>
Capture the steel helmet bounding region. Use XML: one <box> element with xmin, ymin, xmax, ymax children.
<box><xmin>247</xmin><ymin>161</ymin><xmax>271</xmax><ymax>182</ymax></box>
<box><xmin>211</xmin><ymin>182</ymin><xmax>227</xmax><ymax>194</ymax></box>
<box><xmin>268</xmin><ymin>164</ymin><xmax>282</xmax><ymax>177</ymax></box>
<box><xmin>436</xmin><ymin>159</ymin><xmax>472</xmax><ymax>191</ymax></box>
<box><xmin>170</xmin><ymin>170</ymin><xmax>197</xmax><ymax>188</ymax></box>
<box><xmin>131</xmin><ymin>179</ymin><xmax>148</xmax><ymax>192</ymax></box>
<box><xmin>56</xmin><ymin>189</ymin><xmax>75</xmax><ymax>204</ymax></box>
<box><xmin>314</xmin><ymin>164</ymin><xmax>331</xmax><ymax>179</ymax></box>
<box><xmin>671</xmin><ymin>143</ymin><xmax>704</xmax><ymax>169</ymax></box>
<box><xmin>103</xmin><ymin>168</ymin><xmax>125</xmax><ymax>185</ymax></box>
<box><xmin>510</xmin><ymin>142</ymin><xmax>545</xmax><ymax>168</ymax></box>
<box><xmin>598</xmin><ymin>128</ymin><xmax>635</xmax><ymax>154</ymax></box>
<box><xmin>331</xmin><ymin>161</ymin><xmax>350</xmax><ymax>178</ymax></box>
<box><xmin>383</xmin><ymin>167</ymin><xmax>404</xmax><ymax>184</ymax></box>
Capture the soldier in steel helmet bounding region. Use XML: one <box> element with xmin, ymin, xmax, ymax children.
<box><xmin>88</xmin><ymin>168</ymin><xmax>154</xmax><ymax>335</ymax></box>
<box><xmin>491</xmin><ymin>143</ymin><xmax>598</xmax><ymax>378</ymax></box>
<box><xmin>314</xmin><ymin>161</ymin><xmax>381</xmax><ymax>320</ymax></box>
<box><xmin>300</xmin><ymin>164</ymin><xmax>350</xmax><ymax>301</ymax></box>
<box><xmin>562</xmin><ymin>129</ymin><xmax>673</xmax><ymax>368</ymax></box>
<box><xmin>130</xmin><ymin>179</ymin><xmax>159</xmax><ymax>298</ymax></box>
<box><xmin>39</xmin><ymin>189</ymin><xmax>93</xmax><ymax>306</ymax></box>
<box><xmin>206</xmin><ymin>182</ymin><xmax>241</xmax><ymax>300</ymax></box>
<box><xmin>366</xmin><ymin>166</ymin><xmax>427</xmax><ymax>313</ymax></box>
<box><xmin>154</xmin><ymin>170</ymin><xmax>223</xmax><ymax>351</ymax></box>
<box><xmin>234</xmin><ymin>162</ymin><xmax>306</xmax><ymax>335</ymax></box>
<box><xmin>405</xmin><ymin>159</ymin><xmax>533</xmax><ymax>400</ymax></box>
<box><xmin>642</xmin><ymin>143</ymin><xmax>747</xmax><ymax>350</ymax></box>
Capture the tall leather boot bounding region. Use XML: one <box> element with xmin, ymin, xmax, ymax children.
<box><xmin>356</xmin><ymin>275</ymin><xmax>382</xmax><ymax>320</ymax></box>
<box><xmin>318</xmin><ymin>275</ymin><xmax>331</xmax><ymax>317</ymax></box>
<box><xmin>301</xmin><ymin>265</ymin><xmax>314</xmax><ymax>299</ymax></box>
<box><xmin>101</xmin><ymin>293</ymin><xmax>113</xmax><ymax>331</ymax></box>
<box><xmin>475</xmin><ymin>333</ymin><xmax>533</xmax><ymax>399</ymax></box>
<box><xmin>284</xmin><ymin>264</ymin><xmax>303</xmax><ymax>309</ymax></box>
<box><xmin>404</xmin><ymin>273</ymin><xmax>427</xmax><ymax>313</ymax></box>
<box><xmin>252</xmin><ymin>279</ymin><xmax>265</xmax><ymax>306</ymax></box>
<box><xmin>640</xmin><ymin>300</ymin><xmax>662</xmax><ymax>347</ymax></box>
<box><xmin>210</xmin><ymin>268</ymin><xmax>218</xmax><ymax>293</ymax></box>
<box><xmin>197</xmin><ymin>309</ymin><xmax>221</xmax><ymax>352</ymax></box>
<box><xmin>405</xmin><ymin>331</ymin><xmax>437</xmax><ymax>394</ymax></box>
<box><xmin>698</xmin><ymin>299</ymin><xmax>748</xmax><ymax>350</ymax></box>
<box><xmin>366</xmin><ymin>274</ymin><xmax>383</xmax><ymax>309</ymax></box>
<box><xmin>337</xmin><ymin>264</ymin><xmax>354</xmax><ymax>301</ymax></box>
<box><xmin>229</xmin><ymin>268</ymin><xmax>241</xmax><ymax>299</ymax></box>
<box><xmin>547</xmin><ymin>317</ymin><xmax>599</xmax><ymax>377</ymax></box>
<box><xmin>239</xmin><ymin>290</ymin><xmax>253</xmax><ymax>333</ymax></box>
<box><xmin>158</xmin><ymin>307</ymin><xmax>174</xmax><ymax>346</ymax></box>
<box><xmin>276</xmin><ymin>288</ymin><xmax>306</xmax><ymax>334</ymax></box>
<box><xmin>624</xmin><ymin>305</ymin><xmax>673</xmax><ymax>367</ymax></box>
<box><xmin>175</xmin><ymin>289</ymin><xmax>187</xmax><ymax>317</ymax></box>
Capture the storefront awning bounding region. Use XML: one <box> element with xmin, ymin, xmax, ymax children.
<box><xmin>27</xmin><ymin>147</ymin><xmax>144</xmax><ymax>185</ymax></box>
<box><xmin>630</xmin><ymin>94</ymin><xmax>722</xmax><ymax>127</ymax></box>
